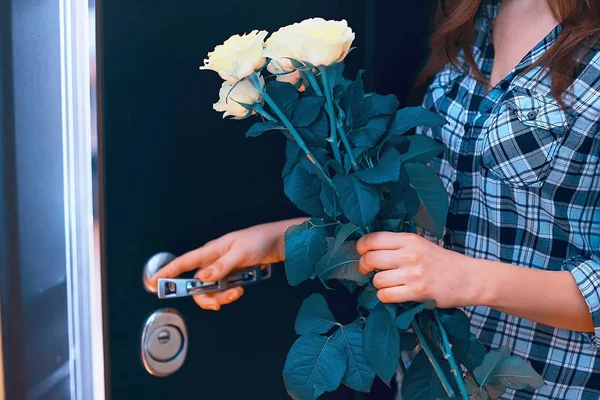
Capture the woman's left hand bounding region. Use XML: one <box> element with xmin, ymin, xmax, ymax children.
<box><xmin>356</xmin><ymin>232</ymin><xmax>482</xmax><ymax>308</ymax></box>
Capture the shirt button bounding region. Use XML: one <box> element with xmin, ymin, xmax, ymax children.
<box><xmin>453</xmin><ymin>181</ymin><xmax>460</xmax><ymax>191</ymax></box>
<box><xmin>527</xmin><ymin>110</ymin><xmax>538</xmax><ymax>120</ymax></box>
<box><xmin>500</xmin><ymin>81</ymin><xmax>510</xmax><ymax>90</ymax></box>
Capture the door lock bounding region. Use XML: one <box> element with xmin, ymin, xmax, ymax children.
<box><xmin>141</xmin><ymin>308</ymin><xmax>188</xmax><ymax>377</ymax></box>
<box><xmin>142</xmin><ymin>252</ymin><xmax>272</xmax><ymax>299</ymax></box>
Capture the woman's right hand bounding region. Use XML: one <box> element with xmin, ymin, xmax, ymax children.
<box><xmin>147</xmin><ymin>218</ymin><xmax>307</xmax><ymax>311</ymax></box>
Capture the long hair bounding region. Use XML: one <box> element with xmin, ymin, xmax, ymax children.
<box><xmin>416</xmin><ymin>0</ymin><xmax>600</xmax><ymax>106</ymax></box>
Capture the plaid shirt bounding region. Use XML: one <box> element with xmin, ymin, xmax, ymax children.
<box><xmin>415</xmin><ymin>1</ymin><xmax>600</xmax><ymax>399</ymax></box>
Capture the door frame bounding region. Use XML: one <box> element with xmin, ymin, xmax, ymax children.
<box><xmin>0</xmin><ymin>0</ymin><xmax>104</xmax><ymax>398</ymax></box>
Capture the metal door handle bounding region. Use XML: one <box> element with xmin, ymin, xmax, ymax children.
<box><xmin>142</xmin><ymin>252</ymin><xmax>272</xmax><ymax>299</ymax></box>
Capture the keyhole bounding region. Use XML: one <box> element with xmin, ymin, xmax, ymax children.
<box><xmin>157</xmin><ymin>329</ymin><xmax>171</xmax><ymax>344</ymax></box>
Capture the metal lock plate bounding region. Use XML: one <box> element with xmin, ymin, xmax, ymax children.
<box><xmin>141</xmin><ymin>309</ymin><xmax>187</xmax><ymax>377</ymax></box>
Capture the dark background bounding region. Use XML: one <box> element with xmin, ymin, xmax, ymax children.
<box><xmin>98</xmin><ymin>1</ymin><xmax>436</xmax><ymax>399</ymax></box>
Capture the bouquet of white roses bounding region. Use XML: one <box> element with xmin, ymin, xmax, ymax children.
<box><xmin>200</xmin><ymin>18</ymin><xmax>544</xmax><ymax>400</ymax></box>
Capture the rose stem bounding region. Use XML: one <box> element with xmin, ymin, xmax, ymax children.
<box><xmin>318</xmin><ymin>68</ymin><xmax>343</xmax><ymax>166</ymax></box>
<box><xmin>258</xmin><ymin>94</ymin><xmax>333</xmax><ymax>186</ymax></box>
<box><xmin>433</xmin><ymin>310</ymin><xmax>470</xmax><ymax>400</ymax></box>
<box><xmin>320</xmin><ymin>67</ymin><xmax>357</xmax><ymax>170</ymax></box>
<box><xmin>411</xmin><ymin>320</ymin><xmax>456</xmax><ymax>397</ymax></box>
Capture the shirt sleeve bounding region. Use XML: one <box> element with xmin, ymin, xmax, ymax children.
<box><xmin>561</xmin><ymin>255</ymin><xmax>600</xmax><ymax>347</ymax></box>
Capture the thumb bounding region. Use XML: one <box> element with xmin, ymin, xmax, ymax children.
<box><xmin>197</xmin><ymin>251</ymin><xmax>244</xmax><ymax>282</ymax></box>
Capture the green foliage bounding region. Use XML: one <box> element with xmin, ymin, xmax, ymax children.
<box><xmin>283</xmin><ymin>333</ymin><xmax>347</xmax><ymax>399</ymax></box>
<box><xmin>395</xmin><ymin>300</ymin><xmax>436</xmax><ymax>330</ymax></box>
<box><xmin>354</xmin><ymin>146</ymin><xmax>402</xmax><ymax>184</ymax></box>
<box><xmin>266</xmin><ymin>80</ymin><xmax>299</xmax><ymax>119</ymax></box>
<box><xmin>284</xmin><ymin>220</ymin><xmax>328</xmax><ymax>286</ymax></box>
<box><xmin>333</xmin><ymin>326</ymin><xmax>376</xmax><ymax>392</ymax></box>
<box><xmin>245</xmin><ymin>120</ymin><xmax>280</xmax><ymax>138</ymax></box>
<box><xmin>402</xmin><ymin>351</ymin><xmax>457</xmax><ymax>400</ymax></box>
<box><xmin>473</xmin><ymin>348</ymin><xmax>545</xmax><ymax>399</ymax></box>
<box><xmin>363</xmin><ymin>305</ymin><xmax>400</xmax><ymax>384</ymax></box>
<box><xmin>348</xmin><ymin>115</ymin><xmax>390</xmax><ymax>147</ymax></box>
<box><xmin>315</xmin><ymin>241</ymin><xmax>370</xmax><ymax>285</ymax></box>
<box><xmin>207</xmin><ymin>56</ymin><xmax>542</xmax><ymax>399</ymax></box>
<box><xmin>292</xmin><ymin>96</ymin><xmax>326</xmax><ymax>127</ymax></box>
<box><xmin>387</xmin><ymin>107</ymin><xmax>447</xmax><ymax>138</ymax></box>
<box><xmin>332</xmin><ymin>175</ymin><xmax>380</xmax><ymax>228</ymax></box>
<box><xmin>295</xmin><ymin>294</ymin><xmax>338</xmax><ymax>335</ymax></box>
<box><xmin>405</xmin><ymin>163</ymin><xmax>449</xmax><ymax>237</ymax></box>
<box><xmin>400</xmin><ymin>134</ymin><xmax>446</xmax><ymax>164</ymax></box>
<box><xmin>283</xmin><ymin>162</ymin><xmax>324</xmax><ymax>216</ymax></box>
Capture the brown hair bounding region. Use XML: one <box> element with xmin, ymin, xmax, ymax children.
<box><xmin>417</xmin><ymin>0</ymin><xmax>600</xmax><ymax>106</ymax></box>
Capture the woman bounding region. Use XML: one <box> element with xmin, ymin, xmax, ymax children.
<box><xmin>150</xmin><ymin>0</ymin><xmax>600</xmax><ymax>398</ymax></box>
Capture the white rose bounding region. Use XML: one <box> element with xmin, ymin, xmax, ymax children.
<box><xmin>266</xmin><ymin>60</ymin><xmax>306</xmax><ymax>92</ymax></box>
<box><xmin>200</xmin><ymin>30</ymin><xmax>268</xmax><ymax>83</ymax></box>
<box><xmin>213</xmin><ymin>75</ymin><xmax>264</xmax><ymax>119</ymax></box>
<box><xmin>263</xmin><ymin>18</ymin><xmax>354</xmax><ymax>69</ymax></box>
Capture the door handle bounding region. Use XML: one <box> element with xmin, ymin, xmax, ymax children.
<box><xmin>142</xmin><ymin>252</ymin><xmax>272</xmax><ymax>299</ymax></box>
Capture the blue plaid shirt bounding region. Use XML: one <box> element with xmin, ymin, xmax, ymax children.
<box><xmin>416</xmin><ymin>1</ymin><xmax>600</xmax><ymax>399</ymax></box>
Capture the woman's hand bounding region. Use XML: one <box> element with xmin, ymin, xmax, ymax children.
<box><xmin>147</xmin><ymin>218</ymin><xmax>307</xmax><ymax>311</ymax></box>
<box><xmin>356</xmin><ymin>232</ymin><xmax>482</xmax><ymax>308</ymax></box>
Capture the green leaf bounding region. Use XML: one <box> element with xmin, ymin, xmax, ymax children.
<box><xmin>491</xmin><ymin>355</ymin><xmax>544</xmax><ymax>391</ymax></box>
<box><xmin>355</xmin><ymin>146</ymin><xmax>402</xmax><ymax>184</ymax></box>
<box><xmin>283</xmin><ymin>140</ymin><xmax>302</xmax><ymax>177</ymax></box>
<box><xmin>284</xmin><ymin>162</ymin><xmax>324</xmax><ymax>217</ymax></box>
<box><xmin>245</xmin><ymin>120</ymin><xmax>280</xmax><ymax>138</ymax></box>
<box><xmin>348</xmin><ymin>115</ymin><xmax>390</xmax><ymax>147</ymax></box>
<box><xmin>266</xmin><ymin>80</ymin><xmax>299</xmax><ymax>119</ymax></box>
<box><xmin>359</xmin><ymin>93</ymin><xmax>400</xmax><ymax>125</ymax></box>
<box><xmin>333</xmin><ymin>175</ymin><xmax>380</xmax><ymax>228</ymax></box>
<box><xmin>401</xmin><ymin>350</ymin><xmax>456</xmax><ymax>400</ymax></box>
<box><xmin>323</xmin><ymin>62</ymin><xmax>349</xmax><ymax>92</ymax></box>
<box><xmin>473</xmin><ymin>348</ymin><xmax>511</xmax><ymax>388</ymax></box>
<box><xmin>346</xmin><ymin>70</ymin><xmax>365</xmax><ymax>127</ymax></box>
<box><xmin>394</xmin><ymin>301</ymin><xmax>436</xmax><ymax>330</ymax></box>
<box><xmin>473</xmin><ymin>348</ymin><xmax>544</xmax><ymax>397</ymax></box>
<box><xmin>333</xmin><ymin>326</ymin><xmax>376</xmax><ymax>392</ymax></box>
<box><xmin>320</xmin><ymin>182</ymin><xmax>341</xmax><ymax>218</ymax></box>
<box><xmin>455</xmin><ymin>334</ymin><xmax>488</xmax><ymax>372</ymax></box>
<box><xmin>315</xmin><ymin>241</ymin><xmax>370</xmax><ymax>285</ymax></box>
<box><xmin>283</xmin><ymin>333</ymin><xmax>347</xmax><ymax>400</ymax></box>
<box><xmin>284</xmin><ymin>221</ymin><xmax>328</xmax><ymax>286</ymax></box>
<box><xmin>295</xmin><ymin>294</ymin><xmax>338</xmax><ymax>335</ymax></box>
<box><xmin>331</xmin><ymin>223</ymin><xmax>360</xmax><ymax>259</ymax></box>
<box><xmin>388</xmin><ymin>107</ymin><xmax>447</xmax><ymax>137</ymax></box>
<box><xmin>339</xmin><ymin>279</ymin><xmax>359</xmax><ymax>293</ymax></box>
<box><xmin>358</xmin><ymin>283</ymin><xmax>380</xmax><ymax>311</ymax></box>
<box><xmin>438</xmin><ymin>309</ymin><xmax>471</xmax><ymax>343</ymax></box>
<box><xmin>466</xmin><ymin>377</ymin><xmax>491</xmax><ymax>400</ymax></box>
<box><xmin>404</xmin><ymin>163</ymin><xmax>449</xmax><ymax>237</ymax></box>
<box><xmin>400</xmin><ymin>135</ymin><xmax>445</xmax><ymax>164</ymax></box>
<box><xmin>363</xmin><ymin>306</ymin><xmax>400</xmax><ymax>384</ymax></box>
<box><xmin>292</xmin><ymin>96</ymin><xmax>326</xmax><ymax>127</ymax></box>
<box><xmin>297</xmin><ymin>112</ymin><xmax>329</xmax><ymax>148</ymax></box>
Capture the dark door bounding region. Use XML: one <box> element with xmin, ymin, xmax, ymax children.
<box><xmin>98</xmin><ymin>1</ymin><xmax>432</xmax><ymax>399</ymax></box>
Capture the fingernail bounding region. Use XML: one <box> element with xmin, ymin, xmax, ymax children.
<box><xmin>208</xmin><ymin>304</ymin><xmax>219</xmax><ymax>311</ymax></box>
<box><xmin>199</xmin><ymin>268</ymin><xmax>213</xmax><ymax>281</ymax></box>
<box><xmin>229</xmin><ymin>293</ymin><xmax>238</xmax><ymax>301</ymax></box>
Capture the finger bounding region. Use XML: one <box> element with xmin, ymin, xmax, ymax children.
<box><xmin>147</xmin><ymin>242</ymin><xmax>221</xmax><ymax>288</ymax></box>
<box><xmin>193</xmin><ymin>294</ymin><xmax>222</xmax><ymax>311</ymax></box>
<box><xmin>212</xmin><ymin>286</ymin><xmax>245</xmax><ymax>305</ymax></box>
<box><xmin>372</xmin><ymin>268</ymin><xmax>413</xmax><ymax>289</ymax></box>
<box><xmin>377</xmin><ymin>286</ymin><xmax>429</xmax><ymax>304</ymax></box>
<box><xmin>192</xmin><ymin>287</ymin><xmax>245</xmax><ymax>311</ymax></box>
<box><xmin>197</xmin><ymin>251</ymin><xmax>245</xmax><ymax>282</ymax></box>
<box><xmin>358</xmin><ymin>250</ymin><xmax>419</xmax><ymax>274</ymax></box>
<box><xmin>356</xmin><ymin>232</ymin><xmax>415</xmax><ymax>255</ymax></box>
